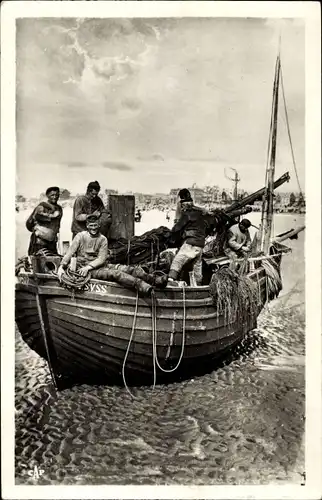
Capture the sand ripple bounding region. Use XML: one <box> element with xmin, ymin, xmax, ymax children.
<box><xmin>15</xmin><ymin>299</ymin><xmax>305</xmax><ymax>485</ymax></box>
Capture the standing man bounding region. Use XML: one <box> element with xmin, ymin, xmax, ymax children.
<box><xmin>71</xmin><ymin>181</ymin><xmax>111</xmax><ymax>238</ymax></box>
<box><xmin>168</xmin><ymin>189</ymin><xmax>212</xmax><ymax>286</ymax></box>
<box><xmin>58</xmin><ymin>214</ymin><xmax>108</xmax><ymax>278</ymax></box>
<box><xmin>26</xmin><ymin>186</ymin><xmax>63</xmax><ymax>255</ymax></box>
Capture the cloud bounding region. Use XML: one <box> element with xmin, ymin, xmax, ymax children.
<box><xmin>137</xmin><ymin>153</ymin><xmax>165</xmax><ymax>162</ymax></box>
<box><xmin>92</xmin><ymin>58</ymin><xmax>135</xmax><ymax>83</ymax></box>
<box><xmin>179</xmin><ymin>156</ymin><xmax>227</xmax><ymax>163</ymax></box>
<box><xmin>16</xmin><ymin>18</ymin><xmax>305</xmax><ymax>195</ymax></box>
<box><xmin>121</xmin><ymin>97</ymin><xmax>141</xmax><ymax>111</ymax></box>
<box><xmin>67</xmin><ymin>161</ymin><xmax>87</xmax><ymax>168</ymax></box>
<box><xmin>101</xmin><ymin>161</ymin><xmax>133</xmax><ymax>171</ymax></box>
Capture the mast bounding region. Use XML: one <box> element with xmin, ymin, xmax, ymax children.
<box><xmin>233</xmin><ymin>170</ymin><xmax>240</xmax><ymax>202</ymax></box>
<box><xmin>225</xmin><ymin>172</ymin><xmax>290</xmax><ymax>213</ymax></box>
<box><xmin>224</xmin><ymin>167</ymin><xmax>240</xmax><ymax>203</ymax></box>
<box><xmin>260</xmin><ymin>53</ymin><xmax>281</xmax><ymax>253</ymax></box>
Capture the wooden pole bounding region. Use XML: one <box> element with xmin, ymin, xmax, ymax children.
<box><xmin>261</xmin><ymin>55</ymin><xmax>281</xmax><ymax>253</ymax></box>
<box><xmin>274</xmin><ymin>225</ymin><xmax>305</xmax><ymax>243</ymax></box>
<box><xmin>225</xmin><ymin>172</ymin><xmax>290</xmax><ymax>213</ymax></box>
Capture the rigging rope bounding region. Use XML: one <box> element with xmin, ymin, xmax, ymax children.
<box><xmin>121</xmin><ymin>290</ymin><xmax>139</xmax><ymax>398</ymax></box>
<box><xmin>127</xmin><ymin>239</ymin><xmax>131</xmax><ymax>266</ymax></box>
<box><xmin>280</xmin><ymin>65</ymin><xmax>304</xmax><ymax>197</ymax></box>
<box><xmin>151</xmin><ymin>291</ymin><xmax>157</xmax><ymax>389</ymax></box>
<box><xmin>151</xmin><ymin>285</ymin><xmax>186</xmax><ymax>386</ymax></box>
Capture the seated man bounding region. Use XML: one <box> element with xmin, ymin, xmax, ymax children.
<box><xmin>58</xmin><ymin>214</ymin><xmax>108</xmax><ymax>279</ymax></box>
<box><xmin>224</xmin><ymin>218</ymin><xmax>252</xmax><ymax>269</ymax></box>
<box><xmin>57</xmin><ymin>214</ymin><xmax>167</xmax><ymax>295</ymax></box>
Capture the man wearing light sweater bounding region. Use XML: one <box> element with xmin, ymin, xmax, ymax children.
<box><xmin>58</xmin><ymin>214</ymin><xmax>108</xmax><ymax>279</ymax></box>
<box><xmin>224</xmin><ymin>218</ymin><xmax>252</xmax><ymax>269</ymax></box>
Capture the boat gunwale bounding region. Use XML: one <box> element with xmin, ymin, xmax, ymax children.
<box><xmin>16</xmin><ymin>265</ymin><xmax>268</xmax><ymax>295</ymax></box>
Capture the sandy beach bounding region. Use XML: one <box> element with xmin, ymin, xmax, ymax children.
<box><xmin>15</xmin><ymin>209</ymin><xmax>305</xmax><ymax>485</ymax></box>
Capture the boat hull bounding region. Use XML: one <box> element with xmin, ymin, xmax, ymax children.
<box><xmin>15</xmin><ymin>268</ymin><xmax>267</xmax><ymax>388</ymax></box>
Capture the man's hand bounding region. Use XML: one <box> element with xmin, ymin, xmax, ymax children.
<box><xmin>48</xmin><ymin>210</ymin><xmax>60</xmax><ymax>219</ymax></box>
<box><xmin>57</xmin><ymin>266</ymin><xmax>65</xmax><ymax>281</ymax></box>
<box><xmin>78</xmin><ymin>265</ymin><xmax>92</xmax><ymax>277</ymax></box>
<box><xmin>241</xmin><ymin>246</ymin><xmax>251</xmax><ymax>257</ymax></box>
<box><xmin>92</xmin><ymin>210</ymin><xmax>101</xmax><ymax>217</ymax></box>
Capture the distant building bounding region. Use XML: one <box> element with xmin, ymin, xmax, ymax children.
<box><xmin>103</xmin><ymin>188</ymin><xmax>118</xmax><ymax>205</ymax></box>
<box><xmin>170</xmin><ymin>188</ymin><xmax>179</xmax><ymax>205</ymax></box>
<box><xmin>170</xmin><ymin>186</ymin><xmax>208</xmax><ymax>205</ymax></box>
<box><xmin>190</xmin><ymin>187</ymin><xmax>206</xmax><ymax>204</ymax></box>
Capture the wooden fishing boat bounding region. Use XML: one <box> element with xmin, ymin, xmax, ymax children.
<box><xmin>15</xmin><ymin>46</ymin><xmax>304</xmax><ymax>390</ymax></box>
<box><xmin>14</xmin><ymin>248</ymin><xmax>284</xmax><ymax>389</ymax></box>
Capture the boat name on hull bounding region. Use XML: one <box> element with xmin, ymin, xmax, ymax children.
<box><xmin>84</xmin><ymin>282</ymin><xmax>110</xmax><ymax>295</ymax></box>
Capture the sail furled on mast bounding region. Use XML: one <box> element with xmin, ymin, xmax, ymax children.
<box><xmin>260</xmin><ymin>54</ymin><xmax>281</xmax><ymax>254</ymax></box>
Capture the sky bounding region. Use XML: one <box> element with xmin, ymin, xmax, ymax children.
<box><xmin>16</xmin><ymin>17</ymin><xmax>305</xmax><ymax>197</ymax></box>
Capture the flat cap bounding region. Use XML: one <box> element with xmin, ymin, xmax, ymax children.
<box><xmin>86</xmin><ymin>214</ymin><xmax>100</xmax><ymax>223</ymax></box>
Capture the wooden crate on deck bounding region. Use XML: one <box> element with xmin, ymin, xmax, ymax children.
<box><xmin>107</xmin><ymin>195</ymin><xmax>135</xmax><ymax>241</ymax></box>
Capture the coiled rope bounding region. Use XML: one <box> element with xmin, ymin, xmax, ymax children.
<box><xmin>60</xmin><ymin>268</ymin><xmax>91</xmax><ymax>291</ymax></box>
<box><xmin>151</xmin><ymin>285</ymin><xmax>186</xmax><ymax>388</ymax></box>
<box><xmin>121</xmin><ymin>291</ymin><xmax>139</xmax><ymax>398</ymax></box>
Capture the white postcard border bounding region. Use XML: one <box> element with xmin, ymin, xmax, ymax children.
<box><xmin>1</xmin><ymin>2</ymin><xmax>321</xmax><ymax>499</ymax></box>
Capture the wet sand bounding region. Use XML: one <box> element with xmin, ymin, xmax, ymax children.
<box><xmin>15</xmin><ymin>211</ymin><xmax>305</xmax><ymax>485</ymax></box>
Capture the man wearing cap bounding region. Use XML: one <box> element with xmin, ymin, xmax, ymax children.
<box><xmin>168</xmin><ymin>188</ymin><xmax>214</xmax><ymax>286</ymax></box>
<box><xmin>58</xmin><ymin>214</ymin><xmax>108</xmax><ymax>278</ymax></box>
<box><xmin>174</xmin><ymin>188</ymin><xmax>209</xmax><ymax>223</ymax></box>
<box><xmin>26</xmin><ymin>186</ymin><xmax>63</xmax><ymax>255</ymax></box>
<box><xmin>71</xmin><ymin>181</ymin><xmax>111</xmax><ymax>238</ymax></box>
<box><xmin>224</xmin><ymin>218</ymin><xmax>252</xmax><ymax>269</ymax></box>
<box><xmin>58</xmin><ymin>214</ymin><xmax>167</xmax><ymax>294</ymax></box>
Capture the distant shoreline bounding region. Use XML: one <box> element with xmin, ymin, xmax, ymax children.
<box><xmin>15</xmin><ymin>198</ymin><xmax>306</xmax><ymax>215</ymax></box>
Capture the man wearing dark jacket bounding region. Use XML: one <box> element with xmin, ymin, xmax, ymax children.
<box><xmin>26</xmin><ymin>186</ymin><xmax>63</xmax><ymax>255</ymax></box>
<box><xmin>168</xmin><ymin>189</ymin><xmax>211</xmax><ymax>285</ymax></box>
<box><xmin>71</xmin><ymin>181</ymin><xmax>112</xmax><ymax>238</ymax></box>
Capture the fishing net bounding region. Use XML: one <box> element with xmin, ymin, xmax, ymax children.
<box><xmin>209</xmin><ymin>267</ymin><xmax>261</xmax><ymax>327</ymax></box>
<box><xmin>108</xmin><ymin>226</ymin><xmax>173</xmax><ymax>265</ymax></box>
<box><xmin>203</xmin><ymin>229</ymin><xmax>227</xmax><ymax>258</ymax></box>
<box><xmin>261</xmin><ymin>257</ymin><xmax>283</xmax><ymax>300</ymax></box>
